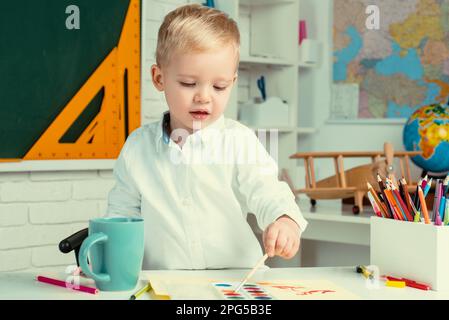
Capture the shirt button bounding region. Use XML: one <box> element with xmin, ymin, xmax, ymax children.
<box><xmin>182</xmin><ymin>198</ymin><xmax>191</xmax><ymax>206</ymax></box>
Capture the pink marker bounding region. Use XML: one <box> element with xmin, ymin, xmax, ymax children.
<box><xmin>36</xmin><ymin>275</ymin><xmax>99</xmax><ymax>295</ymax></box>
<box><xmin>299</xmin><ymin>20</ymin><xmax>307</xmax><ymax>45</ymax></box>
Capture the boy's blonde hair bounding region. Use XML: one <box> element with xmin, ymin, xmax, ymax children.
<box><xmin>156</xmin><ymin>4</ymin><xmax>240</xmax><ymax>68</ymax></box>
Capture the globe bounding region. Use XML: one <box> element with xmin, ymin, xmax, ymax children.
<box><xmin>403</xmin><ymin>103</ymin><xmax>449</xmax><ymax>173</ymax></box>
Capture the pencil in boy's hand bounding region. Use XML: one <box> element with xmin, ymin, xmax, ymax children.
<box><xmin>234</xmin><ymin>254</ymin><xmax>268</xmax><ymax>293</ymax></box>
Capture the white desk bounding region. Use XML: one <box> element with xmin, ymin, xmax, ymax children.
<box><xmin>291</xmin><ymin>200</ymin><xmax>372</xmax><ymax>268</ymax></box>
<box><xmin>1</xmin><ymin>267</ymin><xmax>447</xmax><ymax>300</ymax></box>
<box><xmin>299</xmin><ymin>200</ymin><xmax>371</xmax><ymax>246</ymax></box>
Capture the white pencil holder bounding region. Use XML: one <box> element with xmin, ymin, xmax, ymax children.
<box><xmin>370</xmin><ymin>217</ymin><xmax>449</xmax><ymax>291</ymax></box>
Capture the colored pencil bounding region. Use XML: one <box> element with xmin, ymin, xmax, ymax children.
<box><xmin>424</xmin><ymin>178</ymin><xmax>432</xmax><ymax>197</ymax></box>
<box><xmin>367</xmin><ymin>191</ymin><xmax>382</xmax><ymax>217</ymax></box>
<box><xmin>36</xmin><ymin>275</ymin><xmax>98</xmax><ymax>295</ymax></box>
<box><xmin>408</xmin><ymin>195</ymin><xmax>420</xmax><ymax>222</ymax></box>
<box><xmin>398</xmin><ymin>179</ymin><xmax>406</xmax><ymax>206</ymax></box>
<box><xmin>444</xmin><ymin>174</ymin><xmax>449</xmax><ymax>194</ymax></box>
<box><xmin>391</xmin><ymin>189</ymin><xmax>408</xmax><ymax>221</ymax></box>
<box><xmin>432</xmin><ymin>180</ymin><xmax>441</xmax><ymax>222</ymax></box>
<box><xmin>439</xmin><ymin>196</ymin><xmax>446</xmax><ymax>221</ymax></box>
<box><xmin>367</xmin><ymin>182</ymin><xmax>388</xmax><ymax>217</ymax></box>
<box><xmin>377</xmin><ymin>175</ymin><xmax>393</xmax><ymax>218</ymax></box>
<box><xmin>418</xmin><ymin>186</ymin><xmax>431</xmax><ymax>224</ymax></box>
<box><xmin>392</xmin><ymin>186</ymin><xmax>413</xmax><ymax>221</ymax></box>
<box><xmin>439</xmin><ymin>177</ymin><xmax>449</xmax><ymax>222</ymax></box>
<box><xmin>421</xmin><ymin>175</ymin><xmax>429</xmax><ymax>190</ymax></box>
<box><xmin>385</xmin><ymin>189</ymin><xmax>402</xmax><ymax>220</ymax></box>
<box><xmin>413</xmin><ymin>178</ymin><xmax>423</xmax><ymax>208</ymax></box>
<box><xmin>400</xmin><ymin>178</ymin><xmax>413</xmax><ymax>215</ymax></box>
<box><xmin>384</xmin><ymin>180</ymin><xmax>399</xmax><ymax>219</ymax></box>
<box><xmin>444</xmin><ymin>201</ymin><xmax>449</xmax><ymax>225</ymax></box>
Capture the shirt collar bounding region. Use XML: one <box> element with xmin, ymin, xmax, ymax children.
<box><xmin>155</xmin><ymin>111</ymin><xmax>225</xmax><ymax>151</ymax></box>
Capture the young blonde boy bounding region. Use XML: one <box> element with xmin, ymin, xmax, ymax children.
<box><xmin>107</xmin><ymin>4</ymin><xmax>308</xmax><ymax>270</ymax></box>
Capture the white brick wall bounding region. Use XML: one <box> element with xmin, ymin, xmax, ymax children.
<box><xmin>0</xmin><ymin>171</ymin><xmax>114</xmax><ymax>272</ymax></box>
<box><xmin>1</xmin><ymin>181</ymin><xmax>72</xmax><ymax>202</ymax></box>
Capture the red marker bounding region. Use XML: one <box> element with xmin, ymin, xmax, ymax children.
<box><xmin>405</xmin><ymin>281</ymin><xmax>431</xmax><ymax>291</ymax></box>
<box><xmin>384</xmin><ymin>276</ymin><xmax>431</xmax><ymax>291</ymax></box>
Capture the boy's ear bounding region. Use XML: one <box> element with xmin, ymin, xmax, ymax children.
<box><xmin>232</xmin><ymin>73</ymin><xmax>238</xmax><ymax>84</ymax></box>
<box><xmin>151</xmin><ymin>64</ymin><xmax>164</xmax><ymax>91</ymax></box>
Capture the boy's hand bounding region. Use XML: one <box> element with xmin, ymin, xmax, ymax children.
<box><xmin>263</xmin><ymin>215</ymin><xmax>301</xmax><ymax>259</ymax></box>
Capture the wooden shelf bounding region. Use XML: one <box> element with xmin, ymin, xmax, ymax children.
<box><xmin>297</xmin><ymin>127</ymin><xmax>317</xmax><ymax>135</ymax></box>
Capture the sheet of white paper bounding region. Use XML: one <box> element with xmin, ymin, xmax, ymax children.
<box><xmin>331</xmin><ymin>83</ymin><xmax>359</xmax><ymax>120</ymax></box>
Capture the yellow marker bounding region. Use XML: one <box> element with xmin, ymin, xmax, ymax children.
<box><xmin>356</xmin><ymin>265</ymin><xmax>373</xmax><ymax>279</ymax></box>
<box><xmin>385</xmin><ymin>280</ymin><xmax>406</xmax><ymax>288</ymax></box>
<box><xmin>129</xmin><ymin>283</ymin><xmax>151</xmax><ymax>300</ymax></box>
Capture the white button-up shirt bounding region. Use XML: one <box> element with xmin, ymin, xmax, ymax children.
<box><xmin>107</xmin><ymin>112</ymin><xmax>307</xmax><ymax>270</ymax></box>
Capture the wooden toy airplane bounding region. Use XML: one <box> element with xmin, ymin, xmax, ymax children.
<box><xmin>286</xmin><ymin>142</ymin><xmax>422</xmax><ymax>214</ymax></box>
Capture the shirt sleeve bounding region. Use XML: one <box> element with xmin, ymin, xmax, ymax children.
<box><xmin>106</xmin><ymin>131</ymin><xmax>142</xmax><ymax>217</ymax></box>
<box><xmin>235</xmin><ymin>129</ymin><xmax>308</xmax><ymax>234</ymax></box>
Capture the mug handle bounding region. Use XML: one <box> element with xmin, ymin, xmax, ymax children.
<box><xmin>79</xmin><ymin>233</ymin><xmax>111</xmax><ymax>283</ymax></box>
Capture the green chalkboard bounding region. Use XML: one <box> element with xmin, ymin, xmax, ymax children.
<box><xmin>0</xmin><ymin>0</ymin><xmax>131</xmax><ymax>158</ymax></box>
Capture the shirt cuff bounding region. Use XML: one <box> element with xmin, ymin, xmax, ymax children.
<box><xmin>272</xmin><ymin>209</ymin><xmax>308</xmax><ymax>235</ymax></box>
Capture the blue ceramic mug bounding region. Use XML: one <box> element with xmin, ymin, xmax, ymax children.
<box><xmin>79</xmin><ymin>216</ymin><xmax>144</xmax><ymax>291</ymax></box>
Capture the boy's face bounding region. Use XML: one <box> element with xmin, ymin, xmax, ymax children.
<box><xmin>151</xmin><ymin>44</ymin><xmax>238</xmax><ymax>134</ymax></box>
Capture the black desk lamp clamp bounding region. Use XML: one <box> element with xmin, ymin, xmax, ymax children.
<box><xmin>58</xmin><ymin>228</ymin><xmax>89</xmax><ymax>269</ymax></box>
